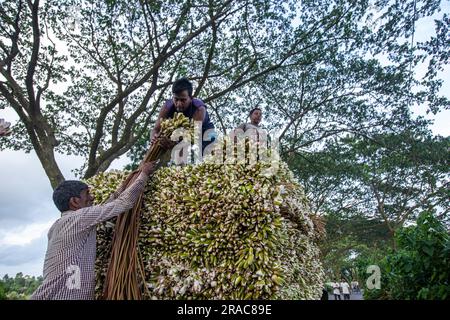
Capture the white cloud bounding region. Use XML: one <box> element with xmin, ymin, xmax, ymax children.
<box><xmin>0</xmin><ymin>221</ymin><xmax>53</xmax><ymax>247</ymax></box>
<box><xmin>0</xmin><ymin>149</ymin><xmax>129</xmax><ymax>278</ymax></box>
<box><xmin>0</xmin><ymin>235</ymin><xmax>47</xmax><ymax>277</ymax></box>
<box><xmin>0</xmin><ymin>261</ymin><xmax>44</xmax><ymax>278</ymax></box>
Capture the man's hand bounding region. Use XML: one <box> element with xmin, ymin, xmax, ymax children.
<box><xmin>151</xmin><ymin>133</ymin><xmax>176</xmax><ymax>150</ymax></box>
<box><xmin>140</xmin><ymin>160</ymin><xmax>159</xmax><ymax>176</ymax></box>
<box><xmin>158</xmin><ymin>135</ymin><xmax>177</xmax><ymax>150</ymax></box>
<box><xmin>150</xmin><ymin>132</ymin><xmax>160</xmax><ymax>146</ymax></box>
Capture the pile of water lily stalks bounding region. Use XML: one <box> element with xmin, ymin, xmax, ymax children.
<box><xmin>92</xmin><ymin>113</ymin><xmax>191</xmax><ymax>300</ymax></box>
<box><xmin>87</xmin><ymin>115</ymin><xmax>325</xmax><ymax>300</ymax></box>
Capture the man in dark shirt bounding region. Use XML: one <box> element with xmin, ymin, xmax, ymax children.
<box><xmin>150</xmin><ymin>78</ymin><xmax>215</xmax><ymax>154</ymax></box>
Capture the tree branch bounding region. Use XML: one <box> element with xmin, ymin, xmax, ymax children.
<box><xmin>25</xmin><ymin>0</ymin><xmax>40</xmax><ymax>112</ymax></box>
<box><xmin>194</xmin><ymin>0</ymin><xmax>218</xmax><ymax>96</ymax></box>
<box><xmin>0</xmin><ymin>0</ymin><xmax>22</xmax><ymax>70</ymax></box>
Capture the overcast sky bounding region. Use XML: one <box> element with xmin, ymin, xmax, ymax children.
<box><xmin>0</xmin><ymin>6</ymin><xmax>449</xmax><ymax>278</ymax></box>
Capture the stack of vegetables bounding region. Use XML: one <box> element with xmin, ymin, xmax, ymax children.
<box><xmin>87</xmin><ymin>114</ymin><xmax>324</xmax><ymax>300</ymax></box>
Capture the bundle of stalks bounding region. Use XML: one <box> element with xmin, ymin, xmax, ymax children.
<box><xmin>99</xmin><ymin>113</ymin><xmax>190</xmax><ymax>299</ymax></box>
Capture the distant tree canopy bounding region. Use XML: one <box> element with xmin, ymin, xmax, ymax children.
<box><xmin>0</xmin><ymin>273</ymin><xmax>43</xmax><ymax>300</ymax></box>
<box><xmin>0</xmin><ymin>281</ymin><xmax>6</xmax><ymax>300</ymax></box>
<box><xmin>362</xmin><ymin>211</ymin><xmax>450</xmax><ymax>300</ymax></box>
<box><xmin>299</xmin><ymin>131</ymin><xmax>449</xmax><ymax>279</ymax></box>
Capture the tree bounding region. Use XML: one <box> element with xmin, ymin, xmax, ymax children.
<box><xmin>0</xmin><ymin>0</ymin><xmax>357</xmax><ymax>187</ymax></box>
<box><xmin>319</xmin><ymin>212</ymin><xmax>392</xmax><ymax>280</ymax></box>
<box><xmin>290</xmin><ymin>129</ymin><xmax>449</xmax><ymax>249</ymax></box>
<box><xmin>363</xmin><ymin>211</ymin><xmax>450</xmax><ymax>300</ymax></box>
<box><xmin>0</xmin><ymin>273</ymin><xmax>43</xmax><ymax>299</ymax></box>
<box><xmin>0</xmin><ymin>281</ymin><xmax>6</xmax><ymax>300</ymax></box>
<box><xmin>1</xmin><ymin>0</ymin><xmax>447</xmax><ymax>188</ymax></box>
<box><xmin>344</xmin><ymin>132</ymin><xmax>448</xmax><ymax>243</ymax></box>
<box><xmin>284</xmin><ymin>106</ymin><xmax>448</xmax><ymax>274</ymax></box>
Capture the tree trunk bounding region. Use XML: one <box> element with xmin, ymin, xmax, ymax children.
<box><xmin>390</xmin><ymin>229</ymin><xmax>397</xmax><ymax>251</ymax></box>
<box><xmin>34</xmin><ymin>144</ymin><xmax>65</xmax><ymax>189</ymax></box>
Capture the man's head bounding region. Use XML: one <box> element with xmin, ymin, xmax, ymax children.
<box><xmin>172</xmin><ymin>77</ymin><xmax>193</xmax><ymax>112</ymax></box>
<box><xmin>53</xmin><ymin>180</ymin><xmax>94</xmax><ymax>212</ymax></box>
<box><xmin>249</xmin><ymin>107</ymin><xmax>262</xmax><ymax>126</ymax></box>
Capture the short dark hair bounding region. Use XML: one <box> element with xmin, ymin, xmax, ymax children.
<box><xmin>172</xmin><ymin>77</ymin><xmax>193</xmax><ymax>97</ymax></box>
<box><xmin>249</xmin><ymin>107</ymin><xmax>262</xmax><ymax>116</ymax></box>
<box><xmin>52</xmin><ymin>180</ymin><xmax>89</xmax><ymax>212</ymax></box>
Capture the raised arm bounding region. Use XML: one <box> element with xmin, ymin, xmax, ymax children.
<box><xmin>150</xmin><ymin>104</ymin><xmax>170</xmax><ymax>145</ymax></box>
<box><xmin>105</xmin><ymin>172</ymin><xmax>136</xmax><ymax>203</ymax></box>
<box><xmin>192</xmin><ymin>105</ymin><xmax>206</xmax><ymax>122</ymax></box>
<box><xmin>77</xmin><ymin>162</ymin><xmax>157</xmax><ymax>230</ymax></box>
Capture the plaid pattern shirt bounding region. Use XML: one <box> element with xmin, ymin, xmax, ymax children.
<box><xmin>31</xmin><ymin>172</ymin><xmax>148</xmax><ymax>300</ymax></box>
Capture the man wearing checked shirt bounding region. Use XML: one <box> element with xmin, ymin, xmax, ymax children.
<box><xmin>31</xmin><ymin>161</ymin><xmax>157</xmax><ymax>300</ymax></box>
